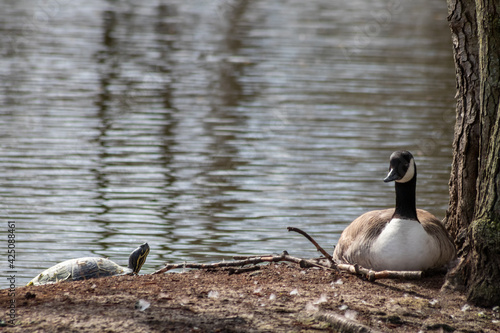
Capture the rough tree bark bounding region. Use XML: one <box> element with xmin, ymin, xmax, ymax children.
<box><xmin>445</xmin><ymin>0</ymin><xmax>500</xmax><ymax>307</ymax></box>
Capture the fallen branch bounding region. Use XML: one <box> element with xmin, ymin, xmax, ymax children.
<box><xmin>152</xmin><ymin>254</ymin><xmax>422</xmax><ymax>280</ymax></box>
<box><xmin>152</xmin><ymin>251</ymin><xmax>335</xmax><ymax>275</ymax></box>
<box><xmin>337</xmin><ymin>263</ymin><xmax>422</xmax><ymax>282</ymax></box>
<box><xmin>153</xmin><ymin>223</ymin><xmax>423</xmax><ymax>280</ymax></box>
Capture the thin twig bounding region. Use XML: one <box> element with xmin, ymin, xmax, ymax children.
<box><xmin>287</xmin><ymin>226</ymin><xmax>335</xmax><ymax>266</ymax></box>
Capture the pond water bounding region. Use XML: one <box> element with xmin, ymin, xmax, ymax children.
<box><xmin>0</xmin><ymin>0</ymin><xmax>456</xmax><ymax>287</ymax></box>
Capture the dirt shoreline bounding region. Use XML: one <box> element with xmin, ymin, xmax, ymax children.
<box><xmin>1</xmin><ymin>263</ymin><xmax>499</xmax><ymax>332</ymax></box>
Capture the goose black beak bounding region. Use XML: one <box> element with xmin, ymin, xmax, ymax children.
<box><xmin>384</xmin><ymin>168</ymin><xmax>400</xmax><ymax>182</ymax></box>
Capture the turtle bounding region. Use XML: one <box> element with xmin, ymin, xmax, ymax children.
<box><xmin>27</xmin><ymin>243</ymin><xmax>150</xmax><ymax>286</ymax></box>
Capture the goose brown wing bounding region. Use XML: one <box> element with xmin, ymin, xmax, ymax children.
<box><xmin>333</xmin><ymin>208</ymin><xmax>394</xmax><ymax>266</ymax></box>
<box><xmin>417</xmin><ymin>209</ymin><xmax>456</xmax><ymax>267</ymax></box>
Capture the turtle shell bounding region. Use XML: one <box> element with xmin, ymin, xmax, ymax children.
<box><xmin>28</xmin><ymin>257</ymin><xmax>132</xmax><ymax>286</ymax></box>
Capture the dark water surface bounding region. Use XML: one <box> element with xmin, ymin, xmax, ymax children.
<box><xmin>0</xmin><ymin>0</ymin><xmax>455</xmax><ymax>287</ymax></box>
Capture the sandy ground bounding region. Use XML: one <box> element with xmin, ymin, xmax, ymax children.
<box><xmin>1</xmin><ymin>263</ymin><xmax>499</xmax><ymax>332</ymax></box>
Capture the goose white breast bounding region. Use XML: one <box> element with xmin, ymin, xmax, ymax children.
<box><xmin>369</xmin><ymin>218</ymin><xmax>441</xmax><ymax>271</ymax></box>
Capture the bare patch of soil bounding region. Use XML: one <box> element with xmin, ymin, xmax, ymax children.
<box><xmin>1</xmin><ymin>263</ymin><xmax>499</xmax><ymax>332</ymax></box>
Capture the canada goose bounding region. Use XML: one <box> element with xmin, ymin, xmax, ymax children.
<box><xmin>333</xmin><ymin>151</ymin><xmax>456</xmax><ymax>271</ymax></box>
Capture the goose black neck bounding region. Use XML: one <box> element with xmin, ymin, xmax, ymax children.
<box><xmin>393</xmin><ymin>171</ymin><xmax>418</xmax><ymax>221</ymax></box>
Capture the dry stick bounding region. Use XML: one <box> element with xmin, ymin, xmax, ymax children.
<box><xmin>152</xmin><ymin>252</ymin><xmax>335</xmax><ymax>275</ymax></box>
<box><xmin>337</xmin><ymin>263</ymin><xmax>422</xmax><ymax>282</ymax></box>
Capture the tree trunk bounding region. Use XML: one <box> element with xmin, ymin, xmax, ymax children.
<box><xmin>444</xmin><ymin>0</ymin><xmax>481</xmax><ymax>253</ymax></box>
<box><xmin>445</xmin><ymin>0</ymin><xmax>500</xmax><ymax>307</ymax></box>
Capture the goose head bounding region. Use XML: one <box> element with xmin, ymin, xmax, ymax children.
<box><xmin>383</xmin><ymin>150</ymin><xmax>415</xmax><ymax>184</ymax></box>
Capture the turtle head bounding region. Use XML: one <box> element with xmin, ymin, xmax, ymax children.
<box><xmin>128</xmin><ymin>243</ymin><xmax>150</xmax><ymax>274</ymax></box>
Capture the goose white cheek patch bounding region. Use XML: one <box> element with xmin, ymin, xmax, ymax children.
<box><xmin>396</xmin><ymin>158</ymin><xmax>415</xmax><ymax>183</ymax></box>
